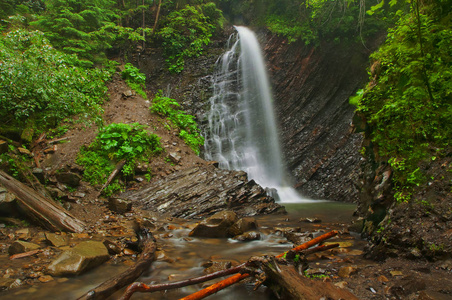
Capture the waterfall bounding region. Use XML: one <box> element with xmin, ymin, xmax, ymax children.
<box><xmin>204</xmin><ymin>26</ymin><xmax>306</xmax><ymax>203</ymax></box>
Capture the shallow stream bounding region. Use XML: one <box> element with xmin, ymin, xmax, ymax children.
<box><xmin>2</xmin><ymin>201</ymin><xmax>359</xmax><ymax>299</ymax></box>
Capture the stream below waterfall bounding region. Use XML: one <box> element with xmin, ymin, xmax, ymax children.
<box><xmin>0</xmin><ymin>201</ymin><xmax>360</xmax><ymax>300</ymax></box>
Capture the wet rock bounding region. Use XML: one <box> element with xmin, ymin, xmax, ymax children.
<box><xmin>8</xmin><ymin>241</ymin><xmax>41</xmax><ymax>255</ymax></box>
<box><xmin>202</xmin><ymin>260</ymin><xmax>232</xmax><ymax>274</ymax></box>
<box><xmin>55</xmin><ymin>172</ymin><xmax>81</xmax><ymax>187</ymax></box>
<box><xmin>38</xmin><ymin>275</ymin><xmax>54</xmax><ymax>283</ymax></box>
<box><xmin>47</xmin><ymin>241</ymin><xmax>109</xmax><ymax>276</ymax></box>
<box><xmin>45</xmin><ymin>233</ymin><xmax>69</xmax><ymax>247</ymax></box>
<box><xmin>15</xmin><ymin>228</ymin><xmax>30</xmax><ymax>240</ymax></box>
<box><xmin>338</xmin><ymin>266</ymin><xmax>358</xmax><ymax>278</ymax></box>
<box><xmin>283</xmin><ymin>229</ymin><xmax>313</xmax><ymax>245</ymax></box>
<box><xmin>189</xmin><ymin>210</ymin><xmax>238</xmax><ymax>238</ymax></box>
<box><xmin>227</xmin><ymin>217</ymin><xmax>258</xmax><ymax>236</ymax></box>
<box><xmin>103</xmin><ymin>239</ymin><xmax>122</xmax><ymax>255</ymax></box>
<box><xmin>122</xmin><ymin>165</ymin><xmax>284</xmax><ymax>219</ymax></box>
<box><xmin>299</xmin><ymin>217</ymin><xmax>322</xmax><ymax>223</ymax></box>
<box><xmin>108</xmin><ymin>197</ymin><xmax>132</xmax><ymax>214</ymax></box>
<box><xmin>234</xmin><ymin>231</ymin><xmax>261</xmax><ymax>241</ymax></box>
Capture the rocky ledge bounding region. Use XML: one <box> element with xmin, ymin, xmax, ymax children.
<box><xmin>120</xmin><ymin>164</ymin><xmax>285</xmax><ymax>219</ymax></box>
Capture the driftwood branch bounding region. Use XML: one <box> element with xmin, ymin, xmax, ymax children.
<box><xmin>0</xmin><ymin>170</ymin><xmax>85</xmax><ymax>232</ymax></box>
<box><xmin>96</xmin><ymin>159</ymin><xmax>126</xmax><ymax>198</ymax></box>
<box><xmin>77</xmin><ymin>229</ymin><xmax>156</xmax><ymax>300</ymax></box>
<box><xmin>177</xmin><ymin>230</ymin><xmax>339</xmax><ymax>300</ymax></box>
<box><xmin>120</xmin><ymin>263</ymin><xmax>247</xmax><ymax>300</ymax></box>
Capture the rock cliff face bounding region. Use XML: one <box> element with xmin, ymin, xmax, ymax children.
<box><xmin>264</xmin><ymin>35</ymin><xmax>374</xmax><ymax>202</ymax></box>
<box><xmin>137</xmin><ymin>29</ymin><xmax>378</xmax><ymax>203</ymax></box>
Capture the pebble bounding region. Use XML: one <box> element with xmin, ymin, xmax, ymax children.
<box><xmin>38</xmin><ymin>275</ymin><xmax>54</xmax><ymax>283</ymax></box>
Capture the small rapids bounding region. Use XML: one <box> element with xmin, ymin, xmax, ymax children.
<box><xmin>0</xmin><ymin>202</ymin><xmax>358</xmax><ymax>299</ymax></box>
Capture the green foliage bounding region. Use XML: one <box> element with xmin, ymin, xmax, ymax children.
<box><xmin>157</xmin><ymin>4</ymin><xmax>222</xmax><ymax>73</ymax></box>
<box><xmin>355</xmin><ymin>0</ymin><xmax>452</xmax><ymax>200</ymax></box>
<box><xmin>151</xmin><ymin>91</ymin><xmax>204</xmax><ymax>154</ymax></box>
<box><xmin>77</xmin><ymin>123</ymin><xmax>162</xmax><ymax>195</ymax></box>
<box><xmin>30</xmin><ymin>0</ymin><xmax>118</xmax><ymax>65</ymax></box>
<box><xmin>0</xmin><ymin>29</ymin><xmax>111</xmax><ymax>137</ymax></box>
<box><xmin>121</xmin><ymin>63</ymin><xmax>147</xmax><ymax>98</ymax></box>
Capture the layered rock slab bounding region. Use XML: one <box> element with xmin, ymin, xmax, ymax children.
<box><xmin>122</xmin><ymin>165</ymin><xmax>284</xmax><ymax>219</ymax></box>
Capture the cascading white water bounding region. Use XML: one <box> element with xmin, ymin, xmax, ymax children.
<box><xmin>204</xmin><ymin>26</ymin><xmax>308</xmax><ymax>203</ymax></box>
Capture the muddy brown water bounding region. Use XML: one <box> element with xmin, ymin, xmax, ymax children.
<box><xmin>1</xmin><ymin>201</ymin><xmax>358</xmax><ymax>299</ymax></box>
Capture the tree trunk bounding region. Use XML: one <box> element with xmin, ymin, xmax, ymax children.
<box><xmin>0</xmin><ymin>170</ymin><xmax>85</xmax><ymax>233</ymax></box>
<box><xmin>262</xmin><ymin>261</ymin><xmax>359</xmax><ymax>300</ymax></box>
<box><xmin>152</xmin><ymin>0</ymin><xmax>162</xmax><ymax>35</ymax></box>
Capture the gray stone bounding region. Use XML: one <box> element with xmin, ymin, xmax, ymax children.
<box><xmin>227</xmin><ymin>217</ymin><xmax>258</xmax><ymax>236</ymax></box>
<box><xmin>189</xmin><ymin>211</ymin><xmax>238</xmax><ymax>238</ymax></box>
<box><xmin>168</xmin><ymin>152</ymin><xmax>181</xmax><ymax>164</ymax></box>
<box><xmin>45</xmin><ymin>233</ymin><xmax>69</xmax><ymax>247</ymax></box>
<box><xmin>108</xmin><ymin>197</ymin><xmax>132</xmax><ymax>214</ymax></box>
<box><xmin>8</xmin><ymin>241</ymin><xmax>41</xmax><ymax>255</ymax></box>
<box><xmin>47</xmin><ymin>241</ymin><xmax>109</xmax><ymax>276</ymax></box>
<box><xmin>103</xmin><ymin>239</ymin><xmax>122</xmax><ymax>255</ymax></box>
<box><xmin>56</xmin><ymin>172</ymin><xmax>81</xmax><ymax>187</ymax></box>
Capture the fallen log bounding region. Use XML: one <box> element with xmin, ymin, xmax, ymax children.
<box><xmin>0</xmin><ymin>170</ymin><xmax>85</xmax><ymax>232</ymax></box>
<box><xmin>262</xmin><ymin>261</ymin><xmax>359</xmax><ymax>300</ymax></box>
<box><xmin>77</xmin><ymin>228</ymin><xmax>156</xmax><ymax>300</ymax></box>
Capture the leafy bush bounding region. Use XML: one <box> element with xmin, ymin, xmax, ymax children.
<box><xmin>157</xmin><ymin>4</ymin><xmax>221</xmax><ymax>73</ymax></box>
<box><xmin>77</xmin><ymin>123</ymin><xmax>162</xmax><ymax>195</ymax></box>
<box><xmin>30</xmin><ymin>0</ymin><xmax>118</xmax><ymax>66</ymax></box>
<box><xmin>151</xmin><ymin>91</ymin><xmax>204</xmax><ymax>154</ymax></box>
<box><xmin>121</xmin><ymin>63</ymin><xmax>147</xmax><ymax>98</ymax></box>
<box><xmin>0</xmin><ymin>29</ymin><xmax>111</xmax><ymax>137</ymax></box>
<box><xmin>354</xmin><ymin>2</ymin><xmax>452</xmax><ymax>200</ymax></box>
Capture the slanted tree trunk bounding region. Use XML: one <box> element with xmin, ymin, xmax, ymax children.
<box><xmin>0</xmin><ymin>170</ymin><xmax>85</xmax><ymax>233</ymax></box>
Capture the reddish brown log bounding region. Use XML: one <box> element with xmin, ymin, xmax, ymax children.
<box><xmin>120</xmin><ymin>263</ymin><xmax>246</xmax><ymax>300</ymax></box>
<box><xmin>10</xmin><ymin>249</ymin><xmax>43</xmax><ymax>260</ymax></box>
<box><xmin>177</xmin><ymin>230</ymin><xmax>339</xmax><ymax>300</ymax></box>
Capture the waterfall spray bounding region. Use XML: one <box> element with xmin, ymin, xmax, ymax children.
<box><xmin>204</xmin><ymin>26</ymin><xmax>306</xmax><ymax>203</ymax></box>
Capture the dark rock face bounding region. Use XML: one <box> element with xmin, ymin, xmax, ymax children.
<box><xmin>264</xmin><ymin>35</ymin><xmax>373</xmax><ymax>202</ymax></box>
<box><xmin>121</xmin><ymin>165</ymin><xmax>284</xmax><ymax>219</ymax></box>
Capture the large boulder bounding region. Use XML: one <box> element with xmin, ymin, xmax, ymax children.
<box><xmin>121</xmin><ymin>165</ymin><xmax>284</xmax><ymax>219</ymax></box>
<box><xmin>189</xmin><ymin>211</ymin><xmax>238</xmax><ymax>238</ymax></box>
<box><xmin>47</xmin><ymin>241</ymin><xmax>109</xmax><ymax>276</ymax></box>
<box><xmin>227</xmin><ymin>217</ymin><xmax>258</xmax><ymax>237</ymax></box>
